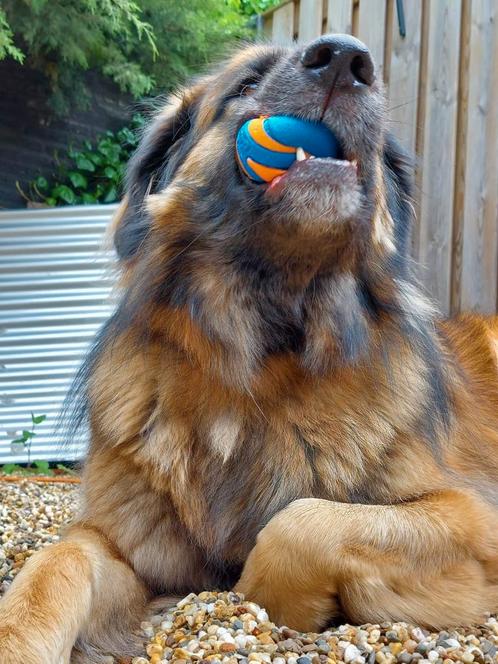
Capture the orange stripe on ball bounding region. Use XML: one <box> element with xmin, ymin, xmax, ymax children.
<box><xmin>248</xmin><ymin>117</ymin><xmax>295</xmax><ymax>154</ymax></box>
<box><xmin>236</xmin><ymin>151</ymin><xmax>253</xmax><ymax>180</ymax></box>
<box><xmin>246</xmin><ymin>158</ymin><xmax>287</xmax><ymax>182</ymax></box>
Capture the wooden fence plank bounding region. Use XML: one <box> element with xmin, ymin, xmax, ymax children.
<box><xmin>272</xmin><ymin>3</ymin><xmax>295</xmax><ymax>45</ymax></box>
<box><xmin>458</xmin><ymin>0</ymin><xmax>498</xmax><ymax>313</ymax></box>
<box><xmin>417</xmin><ymin>0</ymin><xmax>462</xmax><ymax>314</ymax></box>
<box><xmin>326</xmin><ymin>0</ymin><xmax>353</xmax><ymax>34</ymax></box>
<box><xmin>450</xmin><ymin>0</ymin><xmax>472</xmax><ymax>314</ymax></box>
<box><xmin>386</xmin><ymin>0</ymin><xmax>422</xmax><ymax>153</ymax></box>
<box><xmin>357</xmin><ymin>0</ymin><xmax>387</xmax><ymax>75</ymax></box>
<box><xmin>263</xmin><ymin>12</ymin><xmax>274</xmax><ymax>39</ymax></box>
<box><xmin>298</xmin><ymin>0</ymin><xmax>323</xmax><ymax>42</ymax></box>
<box><xmin>412</xmin><ymin>0</ymin><xmax>430</xmax><ymax>259</ymax></box>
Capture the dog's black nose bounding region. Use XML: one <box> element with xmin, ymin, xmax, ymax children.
<box><xmin>300</xmin><ymin>34</ymin><xmax>375</xmax><ymax>88</ymax></box>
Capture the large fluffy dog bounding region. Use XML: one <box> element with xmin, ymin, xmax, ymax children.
<box><xmin>2</xmin><ymin>34</ymin><xmax>498</xmax><ymax>664</ymax></box>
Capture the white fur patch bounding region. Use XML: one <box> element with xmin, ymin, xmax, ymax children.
<box><xmin>209</xmin><ymin>414</ymin><xmax>241</xmax><ymax>463</ymax></box>
<box><xmin>373</xmin><ymin>210</ymin><xmax>396</xmax><ymax>253</ymax></box>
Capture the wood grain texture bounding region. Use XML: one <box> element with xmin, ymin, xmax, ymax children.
<box><xmin>272</xmin><ymin>3</ymin><xmax>296</xmax><ymax>45</ymax></box>
<box><xmin>382</xmin><ymin>0</ymin><xmax>394</xmax><ymax>86</ymax></box>
<box><xmin>263</xmin><ymin>13</ymin><xmax>274</xmax><ymax>39</ymax></box>
<box><xmin>458</xmin><ymin>0</ymin><xmax>498</xmax><ymax>313</ymax></box>
<box><xmin>417</xmin><ymin>0</ymin><xmax>462</xmax><ymax>314</ymax></box>
<box><xmin>357</xmin><ymin>0</ymin><xmax>387</xmax><ymax>76</ymax></box>
<box><xmin>451</xmin><ymin>0</ymin><xmax>472</xmax><ymax>314</ymax></box>
<box><xmin>412</xmin><ymin>0</ymin><xmax>430</xmax><ymax>260</ymax></box>
<box><xmin>386</xmin><ymin>0</ymin><xmax>422</xmax><ymax>153</ymax></box>
<box><xmin>298</xmin><ymin>0</ymin><xmax>323</xmax><ymax>42</ymax></box>
<box><xmin>326</xmin><ymin>0</ymin><xmax>353</xmax><ymax>34</ymax></box>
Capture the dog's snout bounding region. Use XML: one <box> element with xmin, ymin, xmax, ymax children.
<box><xmin>300</xmin><ymin>34</ymin><xmax>375</xmax><ymax>88</ymax></box>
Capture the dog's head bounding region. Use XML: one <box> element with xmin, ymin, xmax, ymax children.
<box><xmin>111</xmin><ymin>36</ymin><xmax>423</xmax><ymax>384</ymax></box>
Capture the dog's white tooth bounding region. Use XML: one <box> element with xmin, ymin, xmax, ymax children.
<box><xmin>296</xmin><ymin>147</ymin><xmax>306</xmax><ymax>162</ymax></box>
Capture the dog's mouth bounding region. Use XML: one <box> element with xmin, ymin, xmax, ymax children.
<box><xmin>265</xmin><ymin>151</ymin><xmax>358</xmax><ymax>199</ymax></box>
<box><xmin>235</xmin><ymin>115</ymin><xmax>359</xmax><ymax>203</ymax></box>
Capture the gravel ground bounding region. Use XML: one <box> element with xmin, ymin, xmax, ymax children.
<box><xmin>0</xmin><ymin>479</ymin><xmax>79</xmax><ymax>595</ymax></box>
<box><xmin>1</xmin><ymin>481</ymin><xmax>498</xmax><ymax>664</ymax></box>
<box><xmin>142</xmin><ymin>592</ymin><xmax>498</xmax><ymax>664</ymax></box>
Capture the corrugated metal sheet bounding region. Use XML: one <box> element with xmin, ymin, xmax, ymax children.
<box><xmin>0</xmin><ymin>204</ymin><xmax>118</xmax><ymax>463</ymax></box>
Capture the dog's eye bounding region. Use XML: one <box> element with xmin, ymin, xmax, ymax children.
<box><xmin>239</xmin><ymin>79</ymin><xmax>260</xmax><ymax>96</ymax></box>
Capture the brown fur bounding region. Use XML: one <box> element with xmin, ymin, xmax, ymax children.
<box><xmin>1</xmin><ymin>38</ymin><xmax>498</xmax><ymax>663</ymax></box>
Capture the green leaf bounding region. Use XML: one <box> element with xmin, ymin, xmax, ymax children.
<box><xmin>45</xmin><ymin>197</ymin><xmax>57</xmax><ymax>206</ymax></box>
<box><xmin>75</xmin><ymin>155</ymin><xmax>95</xmax><ymax>172</ymax></box>
<box><xmin>103</xmin><ymin>186</ymin><xmax>118</xmax><ymax>203</ymax></box>
<box><xmin>88</xmin><ymin>153</ymin><xmax>103</xmax><ymax>166</ymax></box>
<box><xmin>1</xmin><ymin>463</ymin><xmax>21</xmax><ymax>475</ymax></box>
<box><xmin>11</xmin><ymin>438</ymin><xmax>25</xmax><ymax>445</ymax></box>
<box><xmin>22</xmin><ymin>430</ymin><xmax>35</xmax><ymax>439</ymax></box>
<box><xmin>35</xmin><ymin>176</ymin><xmax>48</xmax><ymax>190</ymax></box>
<box><xmin>31</xmin><ymin>414</ymin><xmax>46</xmax><ymax>425</ymax></box>
<box><xmin>81</xmin><ymin>192</ymin><xmax>98</xmax><ymax>204</ymax></box>
<box><xmin>33</xmin><ymin>460</ymin><xmax>50</xmax><ymax>473</ymax></box>
<box><xmin>103</xmin><ymin>166</ymin><xmax>117</xmax><ymax>179</ymax></box>
<box><xmin>52</xmin><ymin>185</ymin><xmax>77</xmax><ymax>205</ymax></box>
<box><xmin>68</xmin><ymin>171</ymin><xmax>88</xmax><ymax>189</ymax></box>
<box><xmin>118</xmin><ymin>127</ymin><xmax>134</xmax><ymax>143</ymax></box>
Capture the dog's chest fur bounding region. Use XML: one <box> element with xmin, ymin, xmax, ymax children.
<box><xmin>87</xmin><ymin>336</ymin><xmax>446</xmax><ymax>592</ymax></box>
<box><xmin>135</xmin><ymin>359</ymin><xmax>435</xmax><ymax>566</ymax></box>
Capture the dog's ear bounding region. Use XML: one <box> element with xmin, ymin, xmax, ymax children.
<box><xmin>114</xmin><ymin>90</ymin><xmax>199</xmax><ymax>260</ymax></box>
<box><xmin>383</xmin><ymin>133</ymin><xmax>415</xmax><ymax>258</ymax></box>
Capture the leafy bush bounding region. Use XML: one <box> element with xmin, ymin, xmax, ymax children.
<box><xmin>1</xmin><ymin>0</ymin><xmax>157</xmax><ymax>114</ymax></box>
<box><xmin>238</xmin><ymin>0</ymin><xmax>281</xmax><ymax>15</ymax></box>
<box><xmin>0</xmin><ymin>7</ymin><xmax>23</xmax><ymax>62</ymax></box>
<box><xmin>24</xmin><ymin>114</ymin><xmax>145</xmax><ymax>206</ymax></box>
<box><xmin>0</xmin><ymin>0</ymin><xmax>279</xmax><ymax>115</ymax></box>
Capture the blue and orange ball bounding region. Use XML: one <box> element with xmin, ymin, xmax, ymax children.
<box><xmin>235</xmin><ymin>115</ymin><xmax>340</xmax><ymax>183</ymax></box>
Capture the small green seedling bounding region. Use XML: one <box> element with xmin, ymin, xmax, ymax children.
<box><xmin>8</xmin><ymin>413</ymin><xmax>47</xmax><ymax>467</ymax></box>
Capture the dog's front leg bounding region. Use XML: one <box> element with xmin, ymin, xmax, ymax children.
<box><xmin>0</xmin><ymin>523</ymin><xmax>147</xmax><ymax>664</ymax></box>
<box><xmin>236</xmin><ymin>492</ymin><xmax>498</xmax><ymax>631</ymax></box>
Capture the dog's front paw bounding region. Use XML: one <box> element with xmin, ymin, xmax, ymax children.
<box><xmin>235</xmin><ymin>500</ymin><xmax>339</xmax><ymax>632</ymax></box>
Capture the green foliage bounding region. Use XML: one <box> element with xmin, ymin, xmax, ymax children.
<box><xmin>237</xmin><ymin>0</ymin><xmax>281</xmax><ymax>16</ymax></box>
<box><xmin>0</xmin><ymin>7</ymin><xmax>23</xmax><ymax>62</ymax></box>
<box><xmin>1</xmin><ymin>414</ymin><xmax>78</xmax><ymax>476</ymax></box>
<box><xmin>1</xmin><ymin>463</ymin><xmax>22</xmax><ymax>475</ymax></box>
<box><xmin>0</xmin><ymin>0</ymin><xmax>157</xmax><ymax>114</ymax></box>
<box><xmin>0</xmin><ymin>461</ymin><xmax>77</xmax><ymax>476</ymax></box>
<box><xmin>0</xmin><ymin>0</ymin><xmax>273</xmax><ymax>115</ymax></box>
<box><xmin>25</xmin><ymin>114</ymin><xmax>145</xmax><ymax>206</ymax></box>
<box><xmin>113</xmin><ymin>0</ymin><xmax>260</xmax><ymax>99</ymax></box>
<box><xmin>9</xmin><ymin>413</ymin><xmax>47</xmax><ymax>467</ymax></box>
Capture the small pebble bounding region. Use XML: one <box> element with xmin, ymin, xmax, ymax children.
<box><xmin>344</xmin><ymin>645</ymin><xmax>362</xmax><ymax>663</ymax></box>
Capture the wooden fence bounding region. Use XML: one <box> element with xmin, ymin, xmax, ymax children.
<box><xmin>261</xmin><ymin>0</ymin><xmax>498</xmax><ymax>316</ymax></box>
